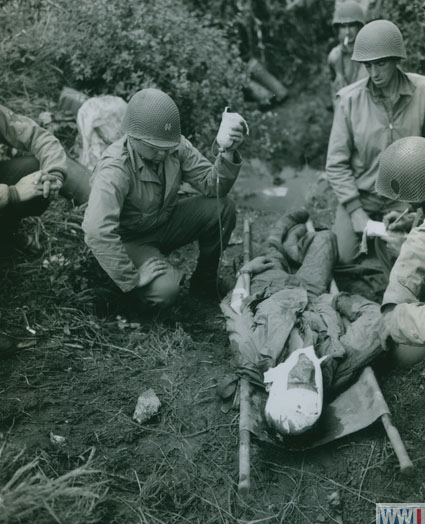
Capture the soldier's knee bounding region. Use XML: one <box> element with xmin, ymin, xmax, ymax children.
<box><xmin>392</xmin><ymin>343</ymin><xmax>425</xmax><ymax>369</ymax></box>
<box><xmin>136</xmin><ymin>266</ymin><xmax>183</xmax><ymax>310</ymax></box>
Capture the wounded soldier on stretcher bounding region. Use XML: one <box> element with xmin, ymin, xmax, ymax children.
<box><xmin>221</xmin><ymin>209</ymin><xmax>386</xmax><ymax>437</ymax></box>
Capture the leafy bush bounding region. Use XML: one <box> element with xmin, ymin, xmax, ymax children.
<box><xmin>0</xmin><ymin>1</ymin><xmax>63</xmax><ymax>115</ymax></box>
<box><xmin>49</xmin><ymin>0</ymin><xmax>247</xmax><ymax>151</ymax></box>
<box><xmin>0</xmin><ymin>0</ymin><xmax>247</xmax><ymax>152</ymax></box>
<box><xmin>183</xmin><ymin>0</ymin><xmax>336</xmax><ymax>168</ymax></box>
<box><xmin>384</xmin><ymin>0</ymin><xmax>425</xmax><ymax>74</ymax></box>
<box><xmin>183</xmin><ymin>0</ymin><xmax>335</xmax><ymax>83</ymax></box>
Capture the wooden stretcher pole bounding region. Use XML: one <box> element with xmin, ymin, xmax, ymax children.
<box><xmin>238</xmin><ymin>218</ymin><xmax>252</xmax><ymax>496</ymax></box>
<box><xmin>381</xmin><ymin>412</ymin><xmax>413</xmax><ymax>473</ymax></box>
<box><xmin>306</xmin><ymin>220</ymin><xmax>413</xmax><ymax>474</ymax></box>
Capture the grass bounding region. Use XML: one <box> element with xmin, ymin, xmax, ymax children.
<box><xmin>0</xmin><ymin>444</ymin><xmax>106</xmax><ymax>524</ymax></box>
<box><xmin>3</xmin><ymin>198</ymin><xmax>425</xmax><ymax>523</ymax></box>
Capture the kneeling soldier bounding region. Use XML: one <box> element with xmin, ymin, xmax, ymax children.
<box><xmin>83</xmin><ymin>88</ymin><xmax>245</xmax><ymax>309</ymax></box>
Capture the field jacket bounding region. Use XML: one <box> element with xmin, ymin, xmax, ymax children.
<box><xmin>326</xmin><ymin>71</ymin><xmax>425</xmax><ymax>213</ymax></box>
<box><xmin>0</xmin><ymin>104</ymin><xmax>67</xmax><ymax>182</ymax></box>
<box><xmin>382</xmin><ymin>219</ymin><xmax>425</xmax><ymax>345</ymax></box>
<box><xmin>328</xmin><ymin>44</ymin><xmax>367</xmax><ymax>103</ymax></box>
<box><xmin>83</xmin><ymin>135</ymin><xmax>242</xmax><ymax>292</ymax></box>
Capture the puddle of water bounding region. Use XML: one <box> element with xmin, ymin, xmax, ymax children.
<box><xmin>232</xmin><ymin>158</ymin><xmax>322</xmax><ymax>213</ymax></box>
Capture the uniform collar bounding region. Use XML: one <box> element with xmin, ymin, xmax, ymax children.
<box><xmin>125</xmin><ymin>136</ymin><xmax>179</xmax><ymax>183</ymax></box>
<box><xmin>125</xmin><ymin>136</ymin><xmax>161</xmax><ymax>182</ymax></box>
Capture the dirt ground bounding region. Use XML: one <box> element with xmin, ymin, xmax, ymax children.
<box><xmin>2</xmin><ymin>189</ymin><xmax>425</xmax><ymax>524</ymax></box>
<box><xmin>1</xmin><ymin>81</ymin><xmax>425</xmax><ymax>523</ymax></box>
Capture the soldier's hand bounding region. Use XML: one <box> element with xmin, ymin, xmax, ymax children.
<box><xmin>383</xmin><ymin>210</ymin><xmax>415</xmax><ymax>232</ymax></box>
<box><xmin>216</xmin><ymin>110</ymin><xmax>248</xmax><ymax>152</ymax></box>
<box><xmin>40</xmin><ymin>172</ymin><xmax>63</xmax><ymax>199</ymax></box>
<box><xmin>350</xmin><ymin>207</ymin><xmax>370</xmax><ymax>233</ymax></box>
<box><xmin>14</xmin><ymin>171</ymin><xmax>44</xmax><ymax>201</ymax></box>
<box><xmin>137</xmin><ymin>257</ymin><xmax>168</xmax><ymax>288</ymax></box>
<box><xmin>240</xmin><ymin>256</ymin><xmax>276</xmax><ymax>276</ymax></box>
<box><xmin>225</xmin><ymin>122</ymin><xmax>245</xmax><ymax>151</ymax></box>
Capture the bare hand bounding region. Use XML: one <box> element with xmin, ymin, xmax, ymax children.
<box><xmin>137</xmin><ymin>257</ymin><xmax>168</xmax><ymax>288</ymax></box>
<box><xmin>226</xmin><ymin>123</ymin><xmax>245</xmax><ymax>151</ymax></box>
<box><xmin>40</xmin><ymin>172</ymin><xmax>63</xmax><ymax>199</ymax></box>
<box><xmin>350</xmin><ymin>207</ymin><xmax>370</xmax><ymax>233</ymax></box>
<box><xmin>240</xmin><ymin>256</ymin><xmax>275</xmax><ymax>276</ymax></box>
<box><xmin>384</xmin><ymin>231</ymin><xmax>407</xmax><ymax>258</ymax></box>
<box><xmin>383</xmin><ymin>210</ymin><xmax>415</xmax><ymax>232</ymax></box>
<box><xmin>14</xmin><ymin>171</ymin><xmax>44</xmax><ymax>201</ymax></box>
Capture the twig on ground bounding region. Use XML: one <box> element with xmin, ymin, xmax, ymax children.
<box><xmin>358</xmin><ymin>442</ymin><xmax>376</xmax><ymax>500</ymax></box>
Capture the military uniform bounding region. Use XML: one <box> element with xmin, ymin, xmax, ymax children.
<box><xmin>326</xmin><ymin>70</ymin><xmax>425</xmax><ymax>262</ymax></box>
<box><xmin>0</xmin><ymin>104</ymin><xmax>67</xmax><ymax>228</ymax></box>
<box><xmin>381</xmin><ymin>220</ymin><xmax>425</xmax><ymax>345</ymax></box>
<box><xmin>328</xmin><ymin>44</ymin><xmax>368</xmax><ymax>103</ymax></box>
<box><xmin>83</xmin><ymin>135</ymin><xmax>241</xmax><ymax>305</ymax></box>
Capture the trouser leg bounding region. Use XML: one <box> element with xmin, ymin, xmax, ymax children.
<box><xmin>161</xmin><ymin>195</ymin><xmax>236</xmax><ymax>297</ymax></box>
<box><xmin>332</xmin><ymin>203</ymin><xmax>359</xmax><ymax>265</ymax></box>
<box><xmin>374</xmin><ymin>237</ymin><xmax>396</xmax><ymax>281</ymax></box>
<box><xmin>123</xmin><ymin>196</ymin><xmax>236</xmax><ymax>307</ymax></box>
<box><xmin>0</xmin><ymin>157</ymin><xmax>48</xmax><ymax>236</ymax></box>
<box><xmin>161</xmin><ymin>195</ymin><xmax>236</xmax><ymax>269</ymax></box>
<box><xmin>296</xmin><ymin>230</ymin><xmax>338</xmax><ymax>296</ymax></box>
<box><xmin>60</xmin><ymin>156</ymin><xmax>91</xmax><ymax>205</ymax></box>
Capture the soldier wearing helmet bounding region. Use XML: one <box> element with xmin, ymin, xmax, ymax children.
<box><xmin>83</xmin><ymin>88</ymin><xmax>246</xmax><ymax>309</ymax></box>
<box><xmin>328</xmin><ymin>1</ymin><xmax>367</xmax><ymax>105</ymax></box>
<box><xmin>376</xmin><ymin>136</ymin><xmax>425</xmax><ymax>366</ymax></box>
<box><xmin>326</xmin><ymin>19</ymin><xmax>425</xmax><ymax>267</ymax></box>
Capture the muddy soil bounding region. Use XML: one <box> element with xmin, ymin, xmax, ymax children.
<box><xmin>1</xmin><ymin>180</ymin><xmax>425</xmax><ymax>524</ymax></box>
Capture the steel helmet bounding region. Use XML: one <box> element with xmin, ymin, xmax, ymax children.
<box><xmin>122</xmin><ymin>88</ymin><xmax>181</xmax><ymax>148</ymax></box>
<box><xmin>332</xmin><ymin>1</ymin><xmax>365</xmax><ymax>27</ymax></box>
<box><xmin>376</xmin><ymin>137</ymin><xmax>425</xmax><ymax>202</ymax></box>
<box><xmin>264</xmin><ymin>346</ymin><xmax>327</xmax><ymax>436</ymax></box>
<box><xmin>352</xmin><ymin>20</ymin><xmax>407</xmax><ymax>62</ymax></box>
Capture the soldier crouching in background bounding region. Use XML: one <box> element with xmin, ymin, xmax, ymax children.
<box><xmin>0</xmin><ymin>105</ymin><xmax>66</xmax><ymax>247</ymax></box>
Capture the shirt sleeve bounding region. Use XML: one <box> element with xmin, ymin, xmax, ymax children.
<box><xmin>387</xmin><ymin>303</ymin><xmax>425</xmax><ymax>345</ymax></box>
<box><xmin>382</xmin><ymin>223</ymin><xmax>425</xmax><ymax>307</ymax></box>
<box><xmin>82</xmin><ymin>163</ymin><xmax>140</xmax><ymax>293</ymax></box>
<box><xmin>325</xmin><ymin>97</ymin><xmax>362</xmax><ymax>210</ymax></box>
<box><xmin>0</xmin><ymin>105</ymin><xmax>67</xmax><ymax>181</ymax></box>
<box><xmin>178</xmin><ymin>136</ymin><xmax>242</xmax><ymax>197</ymax></box>
<box><xmin>382</xmin><ymin>221</ymin><xmax>425</xmax><ymax>345</ymax></box>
